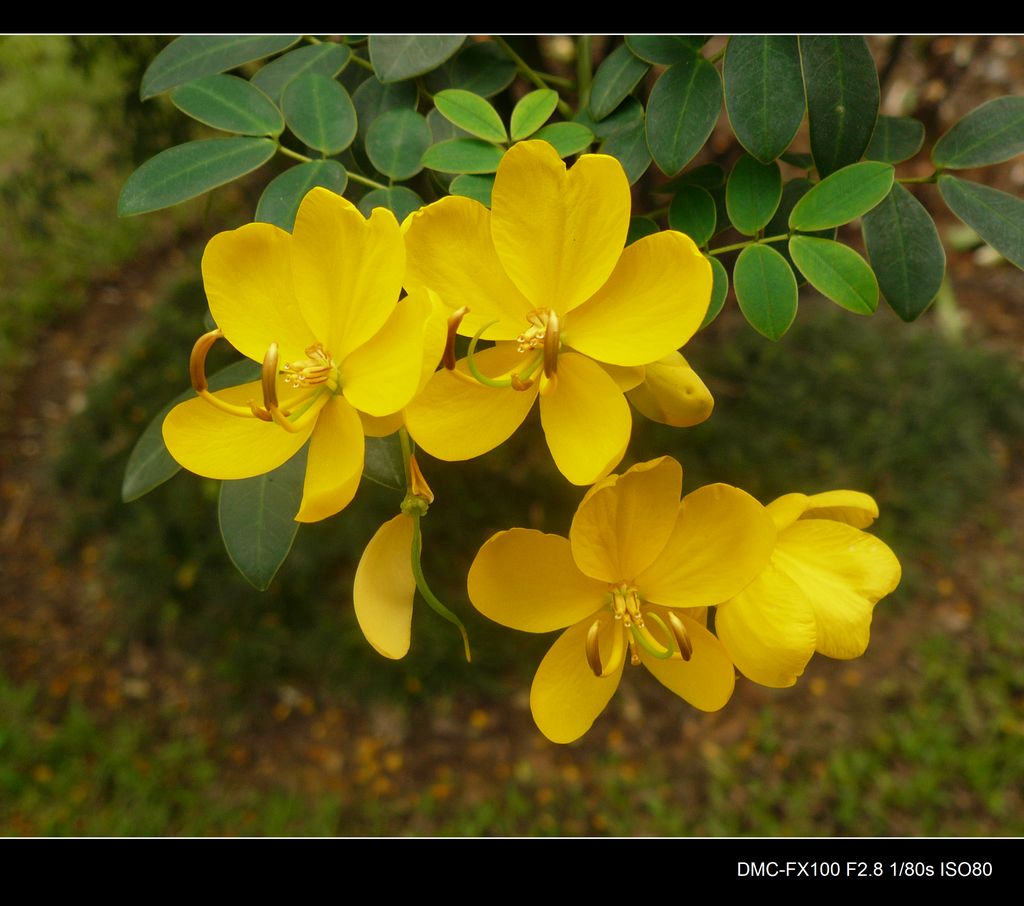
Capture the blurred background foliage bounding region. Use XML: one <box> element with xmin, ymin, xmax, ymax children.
<box><xmin>1</xmin><ymin>35</ymin><xmax>1023</xmax><ymax>836</ymax></box>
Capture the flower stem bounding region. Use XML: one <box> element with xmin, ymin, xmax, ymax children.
<box><xmin>493</xmin><ymin>36</ymin><xmax>573</xmax><ymax>118</ymax></box>
<box><xmin>410</xmin><ymin>515</ymin><xmax>472</xmax><ymax>662</ymax></box>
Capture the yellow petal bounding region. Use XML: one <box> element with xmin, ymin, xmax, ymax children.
<box><xmin>640</xmin><ymin>611</ymin><xmax>735</xmax><ymax>711</ymax></box>
<box><xmin>295</xmin><ymin>395</ymin><xmax>364</xmax><ymax>522</ymax></box>
<box><xmin>162</xmin><ymin>382</ymin><xmax>316</xmax><ymax>479</ymax></box>
<box><xmin>774</xmin><ymin>519</ymin><xmax>901</xmax><ymax>659</ymax></box>
<box><xmin>564</xmin><ymin>231</ymin><xmax>712</xmax><ymax>366</ymax></box>
<box><xmin>530</xmin><ymin>614</ymin><xmax>624</xmax><ymax>744</ymax></box>
<box><xmin>539</xmin><ymin>352</ymin><xmax>631</xmax><ymax>486</ymax></box>
<box><xmin>490</xmin><ymin>141</ymin><xmax>630</xmax><ymax>314</ymax></box>
<box><xmin>360</xmin><ymin>411</ymin><xmax>404</xmax><ymax>438</ymax></box>
<box><xmin>802</xmin><ymin>490</ymin><xmax>879</xmax><ymax>529</ymax></box>
<box><xmin>638</xmin><ymin>484</ymin><xmax>777</xmax><ymax>607</ymax></box>
<box><xmin>291</xmin><ymin>187</ymin><xmax>405</xmax><ymax>359</ymax></box>
<box><xmin>202</xmin><ymin>222</ymin><xmax>316</xmax><ymax>365</ymax></box>
<box><xmin>715</xmin><ymin>566</ymin><xmax>817</xmax><ymax>688</ymax></box>
<box><xmin>404</xmin><ymin>345</ymin><xmax>539</xmax><ymax>462</ymax></box>
<box><xmin>341</xmin><ymin>292</ymin><xmax>431</xmax><ymax>416</ymax></box>
<box><xmin>468</xmin><ymin>529</ymin><xmax>607</xmax><ymax>632</ymax></box>
<box><xmin>403</xmin><ymin>195</ymin><xmax>531</xmax><ymax>338</ymax></box>
<box><xmin>569</xmin><ymin>457</ymin><xmax>683</xmax><ymax>583</ymax></box>
<box><xmin>765</xmin><ymin>493</ymin><xmax>809</xmax><ymax>531</ymax></box>
<box><xmin>418</xmin><ymin>290</ymin><xmax>449</xmax><ymax>389</ymax></box>
<box><xmin>599</xmin><ymin>362</ymin><xmax>646</xmax><ymax>392</ymax></box>
<box><xmin>626</xmin><ymin>351</ymin><xmax>714</xmax><ymax>428</ymax></box>
<box><xmin>354</xmin><ymin>514</ymin><xmax>415</xmax><ymax>659</ymax></box>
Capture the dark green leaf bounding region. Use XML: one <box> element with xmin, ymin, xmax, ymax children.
<box><xmin>789</xmin><ymin>161</ymin><xmax>894</xmax><ymax>231</ymax></box>
<box><xmin>369</xmin><ymin>35</ymin><xmax>465</xmax><ymax>83</ymax></box>
<box><xmin>352</xmin><ymin>77</ymin><xmax>418</xmax><ymax>136</ymax></box>
<box><xmin>933</xmin><ymin>96</ymin><xmax>1024</xmax><ymax>169</ymax></box>
<box><xmin>141</xmin><ymin>35</ymin><xmax>301</xmax><ymax>99</ymax></box>
<box><xmin>862</xmin><ymin>182</ymin><xmax>946</xmax><ymax>321</ymax></box>
<box><xmin>422</xmin><ymin>139</ymin><xmax>504</xmax><ymax>174</ymax></box>
<box><xmin>439</xmin><ymin>40</ymin><xmax>517</xmax><ymax>97</ymax></box>
<box><xmin>251</xmin><ymin>43</ymin><xmax>352</xmax><ymax>103</ymax></box>
<box><xmin>575</xmin><ymin>96</ymin><xmax>644</xmax><ymax>140</ymax></box>
<box><xmin>733</xmin><ymin>244</ymin><xmax>798</xmax><ymax>340</ymax></box>
<box><xmin>119</xmin><ymin>137</ymin><xmax>276</xmax><ymax>216</ymax></box>
<box><xmin>938</xmin><ymin>175</ymin><xmax>1024</xmax><ymax>270</ymax></box>
<box><xmin>726</xmin><ymin>154</ymin><xmax>782</xmax><ymax>236</ymax></box>
<box><xmin>510</xmin><ymin>89</ymin><xmax>558</xmax><ymax>141</ymax></box>
<box><xmin>599</xmin><ymin>118</ymin><xmax>651</xmax><ymax>185</ymax></box>
<box><xmin>532</xmin><ymin>122</ymin><xmax>595</xmax><ymax>158</ymax></box>
<box><xmin>282</xmin><ymin>73</ymin><xmax>357</xmax><ymax>154</ymax></box>
<box><xmin>866</xmin><ymin>115</ymin><xmax>925</xmax><ymax>164</ymax></box>
<box><xmin>669</xmin><ymin>185</ymin><xmax>716</xmax><ymax>246</ymax></box>
<box><xmin>702</xmin><ymin>256</ymin><xmax>729</xmax><ymax>328</ymax></box>
<box><xmin>122</xmin><ymin>360</ymin><xmax>260</xmax><ymax>502</ymax></box>
<box><xmin>434</xmin><ymin>89</ymin><xmax>507</xmax><ymax>143</ymax></box>
<box><xmin>255</xmin><ymin>160</ymin><xmax>348</xmax><ymax>231</ymax></box>
<box><xmin>450</xmin><ymin>174</ymin><xmax>495</xmax><ymax>207</ymax></box>
<box><xmin>788</xmin><ymin>236</ymin><xmax>878</xmax><ymax>314</ymax></box>
<box><xmin>219</xmin><ymin>445</ymin><xmax>308</xmax><ymax>591</ymax></box>
<box><xmin>800</xmin><ymin>36</ymin><xmax>879</xmax><ymax>176</ymax></box>
<box><xmin>656</xmin><ymin>162</ymin><xmax>727</xmax><ymax>194</ymax></box>
<box><xmin>627</xmin><ymin>216</ymin><xmax>659</xmax><ymax>245</ymax></box>
<box><xmin>646</xmin><ymin>53</ymin><xmax>722</xmax><ymax>176</ymax></box>
<box><xmin>590</xmin><ymin>43</ymin><xmax>650</xmax><ymax>120</ymax></box>
<box><xmin>780</xmin><ymin>151</ymin><xmax>814</xmax><ymax>169</ymax></box>
<box><xmin>724</xmin><ymin>36</ymin><xmax>805</xmax><ymax>163</ymax></box>
<box><xmin>365</xmin><ymin>109</ymin><xmax>431</xmax><ymax>180</ymax></box>
<box><xmin>357</xmin><ymin>186</ymin><xmax>424</xmax><ymax>222</ymax></box>
<box><xmin>625</xmin><ymin>35</ymin><xmax>707</xmax><ymax>65</ymax></box>
<box><xmin>363</xmin><ymin>434</ymin><xmax>406</xmax><ymax>490</ymax></box>
<box><xmin>427</xmin><ymin>106</ymin><xmax>472</xmax><ymax>143</ymax></box>
<box><xmin>171</xmin><ymin>74</ymin><xmax>283</xmax><ymax>136</ymax></box>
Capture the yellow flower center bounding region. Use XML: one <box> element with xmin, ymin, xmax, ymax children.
<box><xmin>585</xmin><ymin>583</ymin><xmax>693</xmax><ymax>678</ymax></box>
<box><xmin>281</xmin><ymin>343</ymin><xmax>339</xmax><ymax>393</ymax></box>
<box><xmin>515</xmin><ymin>308</ymin><xmax>560</xmax><ymax>378</ymax></box>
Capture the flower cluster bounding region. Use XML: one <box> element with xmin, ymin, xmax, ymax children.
<box><xmin>161</xmin><ymin>139</ymin><xmax>901</xmax><ymax>744</ymax></box>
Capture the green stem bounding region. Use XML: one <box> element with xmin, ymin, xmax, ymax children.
<box><xmin>278</xmin><ymin>144</ymin><xmax>313</xmax><ymax>164</ymax></box>
<box><xmin>707</xmin><ymin>46</ymin><xmax>726</xmax><ymax>65</ymax></box>
<box><xmin>709</xmin><ymin>233</ymin><xmax>789</xmax><ymax>256</ymax></box>
<box><xmin>576</xmin><ymin>35</ymin><xmax>592</xmax><ymax>110</ymax></box>
<box><xmin>411</xmin><ymin>516</ymin><xmax>472</xmax><ymax>662</ymax></box>
<box><xmin>398</xmin><ymin>427</ymin><xmax>414</xmax><ymax>486</ymax></box>
<box><xmin>349</xmin><ymin>53</ymin><xmax>374</xmax><ymax>71</ymax></box>
<box><xmin>494</xmin><ymin>36</ymin><xmax>573</xmax><ymax>118</ymax></box>
<box><xmin>347</xmin><ymin>171</ymin><xmax>388</xmax><ymax>191</ymax></box>
<box><xmin>304</xmin><ymin>35</ymin><xmax>323</xmax><ymax>45</ymax></box>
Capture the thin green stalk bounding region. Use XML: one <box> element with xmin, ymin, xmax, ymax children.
<box><xmin>349</xmin><ymin>53</ymin><xmax>374</xmax><ymax>71</ymax></box>
<box><xmin>411</xmin><ymin>516</ymin><xmax>472</xmax><ymax>662</ymax></box>
<box><xmin>709</xmin><ymin>233</ymin><xmax>789</xmax><ymax>256</ymax></box>
<box><xmin>398</xmin><ymin>428</ymin><xmax>414</xmax><ymax>485</ymax></box>
<box><xmin>576</xmin><ymin>35</ymin><xmax>592</xmax><ymax>110</ymax></box>
<box><xmin>347</xmin><ymin>171</ymin><xmax>388</xmax><ymax>191</ymax></box>
<box><xmin>304</xmin><ymin>36</ymin><xmax>323</xmax><ymax>45</ymax></box>
<box><xmin>278</xmin><ymin>144</ymin><xmax>313</xmax><ymax>164</ymax></box>
<box><xmin>494</xmin><ymin>36</ymin><xmax>573</xmax><ymax>118</ymax></box>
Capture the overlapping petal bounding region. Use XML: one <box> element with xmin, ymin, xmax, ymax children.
<box><xmin>639</xmin><ymin>611</ymin><xmax>735</xmax><ymax>711</ymax></box>
<box><xmin>468</xmin><ymin>529</ymin><xmax>606</xmax><ymax>633</ymax></box>
<box><xmin>565</xmin><ymin>231</ymin><xmax>711</xmax><ymax>366</ymax></box>
<box><xmin>626</xmin><ymin>352</ymin><xmax>714</xmax><ymax>428</ymax></box>
<box><xmin>539</xmin><ymin>352</ymin><xmax>631</xmax><ymax>486</ymax></box>
<box><xmin>801</xmin><ymin>490</ymin><xmax>879</xmax><ymax>529</ymax></box>
<box><xmin>163</xmin><ymin>381</ymin><xmax>318</xmax><ymax>480</ymax></box>
<box><xmin>295</xmin><ymin>395</ymin><xmax>364</xmax><ymax>523</ymax></box>
<box><xmin>354</xmin><ymin>514</ymin><xmax>416</xmax><ymax>659</ymax></box>
<box><xmin>490</xmin><ymin>141</ymin><xmax>631</xmax><ymax>315</ymax></box>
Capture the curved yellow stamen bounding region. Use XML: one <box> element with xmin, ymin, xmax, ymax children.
<box><xmin>189</xmin><ymin>328</ymin><xmax>262</xmax><ymax>420</ymax></box>
<box><xmin>261</xmin><ymin>342</ymin><xmax>281</xmax><ymax>412</ymax></box>
<box><xmin>543</xmin><ymin>309</ymin><xmax>560</xmax><ymax>378</ymax></box>
<box><xmin>585</xmin><ymin>616</ymin><xmax>626</xmax><ymax>679</ymax></box>
<box><xmin>443</xmin><ymin>306</ymin><xmax>470</xmax><ymax>371</ymax></box>
<box><xmin>666</xmin><ymin>611</ymin><xmax>693</xmax><ymax>662</ymax></box>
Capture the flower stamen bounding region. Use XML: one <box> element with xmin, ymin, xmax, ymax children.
<box><xmin>188</xmin><ymin>328</ymin><xmax>265</xmax><ymax>420</ymax></box>
<box><xmin>443</xmin><ymin>306</ymin><xmax>470</xmax><ymax>371</ymax></box>
<box><xmin>666</xmin><ymin>611</ymin><xmax>693</xmax><ymax>662</ymax></box>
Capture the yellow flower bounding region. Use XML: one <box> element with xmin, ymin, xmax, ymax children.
<box><xmin>402</xmin><ymin>140</ymin><xmax>713</xmax><ymax>486</ymax></box>
<box><xmin>467</xmin><ymin>457</ymin><xmax>776</xmax><ymax>743</ymax></box>
<box><xmin>354</xmin><ymin>513</ymin><xmax>416</xmax><ymax>659</ymax></box>
<box><xmin>715</xmin><ymin>490</ymin><xmax>902</xmax><ymax>688</ymax></box>
<box><xmin>162</xmin><ymin>188</ymin><xmax>431</xmax><ymax>522</ymax></box>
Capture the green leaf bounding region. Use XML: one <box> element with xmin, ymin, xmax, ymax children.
<box><xmin>141</xmin><ymin>35</ymin><xmax>301</xmax><ymax>99</ymax></box>
<box><xmin>724</xmin><ymin>36</ymin><xmax>805</xmax><ymax>163</ymax></box>
<box><xmin>422</xmin><ymin>138</ymin><xmax>504</xmax><ymax>174</ymax></box>
<box><xmin>788</xmin><ymin>236</ymin><xmax>878</xmax><ymax>314</ymax></box>
<box><xmin>427</xmin><ymin>40</ymin><xmax>517</xmax><ymax>97</ymax></box>
<box><xmin>702</xmin><ymin>256</ymin><xmax>729</xmax><ymax>329</ymax></box>
<box><xmin>357</xmin><ymin>186</ymin><xmax>424</xmax><ymax>222</ymax></box>
<box><xmin>733</xmin><ymin>244</ymin><xmax>798</xmax><ymax>340</ymax></box>
<box><xmin>352</xmin><ymin>77</ymin><xmax>418</xmax><ymax>135</ymax></box>
<box><xmin>434</xmin><ymin>89</ymin><xmax>507</xmax><ymax>143</ymax></box>
<box><xmin>726</xmin><ymin>154</ymin><xmax>782</xmax><ymax>236</ymax></box>
<box><xmin>575</xmin><ymin>96</ymin><xmax>644</xmax><ymax>140</ymax></box>
<box><xmin>627</xmin><ymin>216</ymin><xmax>659</xmax><ymax>245</ymax></box>
<box><xmin>862</xmin><ymin>183</ymin><xmax>946</xmax><ymax>321</ymax></box>
<box><xmin>866</xmin><ymin>115</ymin><xmax>925</xmax><ymax>164</ymax></box>
<box><xmin>625</xmin><ymin>35</ymin><xmax>707</xmax><ymax>65</ymax></box>
<box><xmin>282</xmin><ymin>73</ymin><xmax>357</xmax><ymax>155</ymax></box>
<box><xmin>646</xmin><ymin>52</ymin><xmax>722</xmax><ymax>176</ymax></box>
<box><xmin>933</xmin><ymin>96</ymin><xmax>1024</xmax><ymax>169</ymax></box>
<box><xmin>938</xmin><ymin>175</ymin><xmax>1024</xmax><ymax>270</ymax></box>
<box><xmin>363</xmin><ymin>434</ymin><xmax>406</xmax><ymax>490</ymax></box>
<box><xmin>219</xmin><ymin>445</ymin><xmax>308</xmax><ymax>591</ymax></box>
<box><xmin>251</xmin><ymin>43</ymin><xmax>352</xmax><ymax>103</ymax></box>
<box><xmin>171</xmin><ymin>74</ymin><xmax>283</xmax><ymax>136</ymax></box>
<box><xmin>450</xmin><ymin>174</ymin><xmax>495</xmax><ymax>207</ymax></box>
<box><xmin>255</xmin><ymin>160</ymin><xmax>348</xmax><ymax>231</ymax></box>
<box><xmin>122</xmin><ymin>360</ymin><xmax>260</xmax><ymax>503</ymax></box>
<box><xmin>789</xmin><ymin>161</ymin><xmax>895</xmax><ymax>231</ymax></box>
<box><xmin>119</xmin><ymin>137</ymin><xmax>276</xmax><ymax>216</ymax></box>
<box><xmin>365</xmin><ymin>109</ymin><xmax>431</xmax><ymax>180</ymax></box>
<box><xmin>780</xmin><ymin>151</ymin><xmax>814</xmax><ymax>170</ymax></box>
<box><xmin>590</xmin><ymin>44</ymin><xmax>650</xmax><ymax>120</ymax></box>
<box><xmin>598</xmin><ymin>119</ymin><xmax>651</xmax><ymax>185</ymax></box>
<box><xmin>427</xmin><ymin>107</ymin><xmax>472</xmax><ymax>144</ymax></box>
<box><xmin>765</xmin><ymin>177</ymin><xmax>833</xmax><ymax>282</ymax></box>
<box><xmin>669</xmin><ymin>185</ymin><xmax>717</xmax><ymax>246</ymax></box>
<box><xmin>369</xmin><ymin>35</ymin><xmax>465</xmax><ymax>83</ymax></box>
<box><xmin>800</xmin><ymin>36</ymin><xmax>880</xmax><ymax>176</ymax></box>
<box><xmin>532</xmin><ymin>122</ymin><xmax>594</xmax><ymax>158</ymax></box>
<box><xmin>656</xmin><ymin>162</ymin><xmax>727</xmax><ymax>194</ymax></box>
<box><xmin>510</xmin><ymin>89</ymin><xmax>559</xmax><ymax>141</ymax></box>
